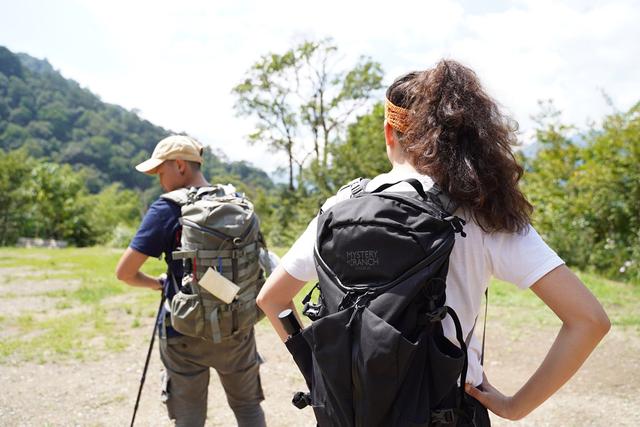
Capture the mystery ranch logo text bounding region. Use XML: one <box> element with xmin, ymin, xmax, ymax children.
<box><xmin>346</xmin><ymin>250</ymin><xmax>379</xmax><ymax>270</ymax></box>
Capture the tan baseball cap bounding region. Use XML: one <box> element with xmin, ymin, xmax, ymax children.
<box><xmin>135</xmin><ymin>135</ymin><xmax>204</xmax><ymax>174</ymax></box>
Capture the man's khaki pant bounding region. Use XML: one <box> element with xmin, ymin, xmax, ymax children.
<box><xmin>159</xmin><ymin>325</ymin><xmax>265</xmax><ymax>427</ymax></box>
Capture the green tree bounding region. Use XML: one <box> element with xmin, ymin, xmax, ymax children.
<box><xmin>86</xmin><ymin>183</ymin><xmax>143</xmax><ymax>244</ymax></box>
<box><xmin>233</xmin><ymin>38</ymin><xmax>383</xmax><ymax>191</ymax></box>
<box><xmin>523</xmin><ymin>101</ymin><xmax>640</xmax><ymax>283</ymax></box>
<box><xmin>0</xmin><ymin>149</ymin><xmax>34</xmax><ymax>245</ymax></box>
<box><xmin>26</xmin><ymin>161</ymin><xmax>94</xmax><ymax>245</ymax></box>
<box><xmin>328</xmin><ymin>102</ymin><xmax>390</xmax><ymax>189</ymax></box>
<box><xmin>0</xmin><ymin>46</ymin><xmax>24</xmax><ymax>78</ymax></box>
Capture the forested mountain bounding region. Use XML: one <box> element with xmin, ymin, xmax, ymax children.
<box><xmin>0</xmin><ymin>45</ymin><xmax>272</xmax><ymax>193</ymax></box>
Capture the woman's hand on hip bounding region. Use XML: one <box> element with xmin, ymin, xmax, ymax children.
<box><xmin>465</xmin><ymin>374</ymin><xmax>523</xmax><ymax>421</ymax></box>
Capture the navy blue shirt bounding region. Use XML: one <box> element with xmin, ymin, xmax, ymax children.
<box><xmin>130</xmin><ymin>197</ymin><xmax>183</xmax><ymax>336</ymax></box>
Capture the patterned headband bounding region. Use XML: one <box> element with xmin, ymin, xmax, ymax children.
<box><xmin>384</xmin><ymin>98</ymin><xmax>410</xmax><ymax>134</ymax></box>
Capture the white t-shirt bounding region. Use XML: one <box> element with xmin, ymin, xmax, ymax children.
<box><xmin>281</xmin><ymin>169</ymin><xmax>564</xmax><ymax>386</ymax></box>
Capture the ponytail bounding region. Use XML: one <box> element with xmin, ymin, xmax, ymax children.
<box><xmin>387</xmin><ymin>60</ymin><xmax>532</xmax><ymax>233</ymax></box>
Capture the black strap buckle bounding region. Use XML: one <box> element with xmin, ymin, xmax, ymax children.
<box><xmin>431</xmin><ymin>408</ymin><xmax>457</xmax><ymax>425</ymax></box>
<box><xmin>424</xmin><ymin>306</ymin><xmax>448</xmax><ymax>323</ymax></box>
<box><xmin>292</xmin><ymin>391</ymin><xmax>311</xmax><ymax>409</ymax></box>
<box><xmin>350</xmin><ymin>179</ymin><xmax>368</xmax><ymax>197</ymax></box>
<box><xmin>302</xmin><ymin>301</ymin><xmax>323</xmax><ymax>321</ymax></box>
<box><xmin>444</xmin><ymin>215</ymin><xmax>467</xmax><ymax>237</ymax></box>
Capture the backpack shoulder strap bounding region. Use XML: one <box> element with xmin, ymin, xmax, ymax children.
<box><xmin>349</xmin><ymin>178</ymin><xmax>371</xmax><ymax>198</ymax></box>
<box><xmin>426</xmin><ymin>184</ymin><xmax>459</xmax><ymax>215</ymax></box>
<box><xmin>368</xmin><ymin>178</ymin><xmax>459</xmax><ymax>214</ymax></box>
<box><xmin>160</xmin><ymin>188</ymin><xmax>191</xmax><ymax>206</ymax></box>
<box><xmin>336</xmin><ymin>177</ymin><xmax>371</xmax><ymax>199</ymax></box>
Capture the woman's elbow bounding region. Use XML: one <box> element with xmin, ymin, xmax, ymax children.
<box><xmin>256</xmin><ymin>284</ymin><xmax>276</xmax><ymax>311</ymax></box>
<box><xmin>593</xmin><ymin>309</ymin><xmax>611</xmax><ymax>338</ymax></box>
<box><xmin>256</xmin><ymin>289</ymin><xmax>268</xmax><ymax>311</ymax></box>
<box><xmin>579</xmin><ymin>307</ymin><xmax>611</xmax><ymax>340</ymax></box>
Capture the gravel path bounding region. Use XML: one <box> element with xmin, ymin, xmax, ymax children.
<box><xmin>1</xmin><ymin>282</ymin><xmax>638</xmax><ymax>426</ymax></box>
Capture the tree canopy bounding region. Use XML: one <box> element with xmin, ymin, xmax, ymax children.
<box><xmin>233</xmin><ymin>38</ymin><xmax>383</xmax><ymax>191</ymax></box>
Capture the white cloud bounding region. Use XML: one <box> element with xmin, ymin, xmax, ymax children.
<box><xmin>1</xmin><ymin>0</ymin><xmax>638</xmax><ymax>173</ymax></box>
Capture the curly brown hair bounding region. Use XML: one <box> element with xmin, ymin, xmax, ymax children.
<box><xmin>386</xmin><ymin>60</ymin><xmax>532</xmax><ymax>233</ymax></box>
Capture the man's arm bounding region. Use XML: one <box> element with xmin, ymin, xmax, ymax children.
<box><xmin>115</xmin><ymin>247</ymin><xmax>163</xmax><ymax>291</ymax></box>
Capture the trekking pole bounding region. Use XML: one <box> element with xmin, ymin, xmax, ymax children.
<box><xmin>130</xmin><ymin>292</ymin><xmax>166</xmax><ymax>427</ymax></box>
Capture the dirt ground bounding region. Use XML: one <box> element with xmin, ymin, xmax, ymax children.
<box><xmin>1</xmin><ymin>282</ymin><xmax>639</xmax><ymax>426</ymax></box>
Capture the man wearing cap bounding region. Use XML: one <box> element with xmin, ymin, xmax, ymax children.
<box><xmin>116</xmin><ymin>135</ymin><xmax>266</xmax><ymax>427</ymax></box>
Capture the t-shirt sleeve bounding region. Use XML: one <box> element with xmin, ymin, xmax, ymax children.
<box><xmin>281</xmin><ymin>216</ymin><xmax>319</xmax><ymax>282</ymax></box>
<box><xmin>130</xmin><ymin>199</ymin><xmax>175</xmax><ymax>258</ymax></box>
<box><xmin>485</xmin><ymin>225</ymin><xmax>565</xmax><ymax>289</ymax></box>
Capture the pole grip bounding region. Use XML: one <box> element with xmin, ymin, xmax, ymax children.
<box><xmin>278</xmin><ymin>308</ymin><xmax>302</xmax><ymax>338</ymax></box>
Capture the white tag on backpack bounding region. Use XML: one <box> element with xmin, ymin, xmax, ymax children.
<box><xmin>198</xmin><ymin>267</ymin><xmax>240</xmax><ymax>304</ymax></box>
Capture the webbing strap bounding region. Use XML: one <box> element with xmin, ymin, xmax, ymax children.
<box><xmin>210</xmin><ymin>306</ymin><xmax>221</xmax><ymax>343</ymax></box>
<box><xmin>427</xmin><ymin>184</ymin><xmax>459</xmax><ymax>215</ymax></box>
<box><xmin>464</xmin><ymin>317</ymin><xmax>478</xmax><ymax>349</ymax></box>
<box><xmin>463</xmin><ymin>288</ymin><xmax>489</xmax><ymax>366</ymax></box>
<box><xmin>192</xmin><ymin>258</ymin><xmax>257</xmax><ymax>274</ymax></box>
<box><xmin>430</xmin><ymin>408</ymin><xmax>457</xmax><ymax>425</ymax></box>
<box><xmin>172</xmin><ymin>242</ymin><xmax>259</xmax><ymax>260</ymax></box>
<box><xmin>195</xmin><ymin>265</ymin><xmax>257</xmax><ymax>285</ymax></box>
<box><xmin>481</xmin><ymin>288</ymin><xmax>488</xmax><ymax>365</ymax></box>
<box><xmin>199</xmin><ymin>282</ymin><xmax>259</xmax><ymax>307</ymax></box>
<box><xmin>168</xmin><ymin>269</ymin><xmax>180</xmax><ymax>296</ymax></box>
<box><xmin>446</xmin><ymin>306</ymin><xmax>468</xmax><ymax>406</ymax></box>
<box><xmin>367</xmin><ymin>178</ymin><xmax>459</xmax><ymax>215</ymax></box>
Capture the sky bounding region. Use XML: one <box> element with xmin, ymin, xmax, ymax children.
<box><xmin>1</xmin><ymin>0</ymin><xmax>638</xmax><ymax>176</ymax></box>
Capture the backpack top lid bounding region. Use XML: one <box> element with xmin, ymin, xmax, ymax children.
<box><xmin>315</xmin><ymin>178</ymin><xmax>462</xmax><ymax>289</ymax></box>
<box><xmin>162</xmin><ymin>184</ymin><xmax>259</xmax><ymax>243</ymax></box>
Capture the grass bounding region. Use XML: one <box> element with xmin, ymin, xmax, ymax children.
<box><xmin>0</xmin><ymin>247</ymin><xmax>165</xmax><ymax>363</ymax></box>
<box><xmin>0</xmin><ymin>246</ymin><xmax>637</xmax><ymax>364</ymax></box>
<box><xmin>485</xmin><ymin>271</ymin><xmax>640</xmax><ymax>328</ymax></box>
<box><xmin>0</xmin><ymin>307</ymin><xmax>128</xmax><ymax>363</ymax></box>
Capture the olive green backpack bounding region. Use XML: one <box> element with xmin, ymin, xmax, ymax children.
<box><xmin>162</xmin><ymin>185</ymin><xmax>265</xmax><ymax>343</ymax></box>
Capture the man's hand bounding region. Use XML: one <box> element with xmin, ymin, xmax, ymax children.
<box><xmin>156</xmin><ymin>273</ymin><xmax>167</xmax><ymax>291</ymax></box>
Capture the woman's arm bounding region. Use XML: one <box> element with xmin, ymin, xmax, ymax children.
<box><xmin>257</xmin><ymin>264</ymin><xmax>307</xmax><ymax>342</ymax></box>
<box><xmin>465</xmin><ymin>264</ymin><xmax>610</xmax><ymax>420</ymax></box>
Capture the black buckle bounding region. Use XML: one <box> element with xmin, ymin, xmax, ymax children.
<box><xmin>292</xmin><ymin>391</ymin><xmax>311</xmax><ymax>409</ymax></box>
<box><xmin>303</xmin><ymin>302</ymin><xmax>324</xmax><ymax>321</ymax></box>
<box><xmin>431</xmin><ymin>408</ymin><xmax>456</xmax><ymax>425</ymax></box>
<box><xmin>443</xmin><ymin>215</ymin><xmax>467</xmax><ymax>237</ymax></box>
<box><xmin>424</xmin><ymin>306</ymin><xmax>447</xmax><ymax>323</ymax></box>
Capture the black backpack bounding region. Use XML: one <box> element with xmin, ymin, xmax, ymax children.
<box><xmin>283</xmin><ymin>178</ymin><xmax>480</xmax><ymax>427</ymax></box>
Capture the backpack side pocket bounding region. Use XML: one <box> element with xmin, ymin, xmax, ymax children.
<box><xmin>170</xmin><ymin>291</ymin><xmax>206</xmax><ymax>338</ymax></box>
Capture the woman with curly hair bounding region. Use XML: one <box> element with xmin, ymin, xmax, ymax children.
<box><xmin>258</xmin><ymin>60</ymin><xmax>610</xmax><ymax>425</ymax></box>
